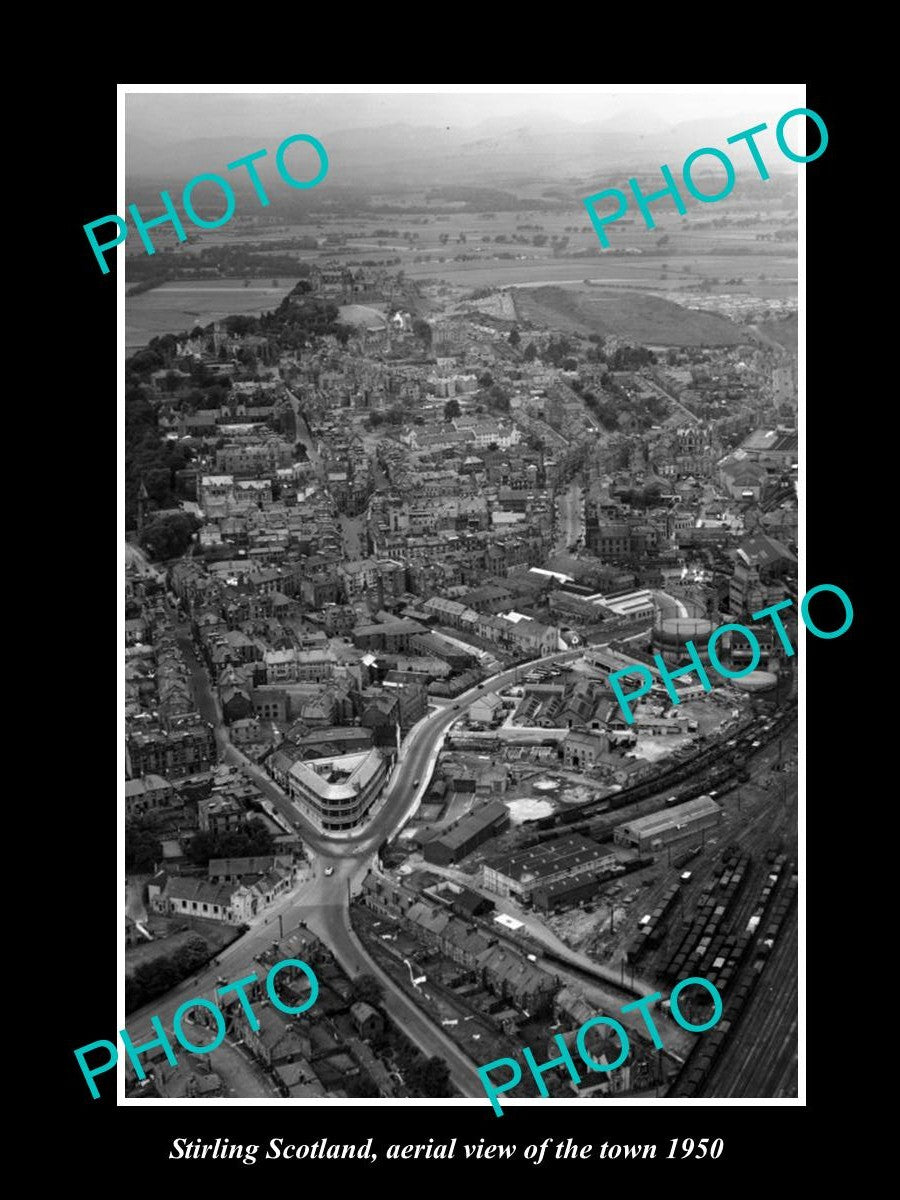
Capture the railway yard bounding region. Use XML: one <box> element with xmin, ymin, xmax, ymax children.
<box><xmin>359</xmin><ymin>678</ymin><xmax>798</xmax><ymax>1099</ymax></box>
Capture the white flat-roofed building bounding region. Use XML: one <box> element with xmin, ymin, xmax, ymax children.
<box><xmin>287</xmin><ymin>748</ymin><xmax>388</xmax><ymax>832</ymax></box>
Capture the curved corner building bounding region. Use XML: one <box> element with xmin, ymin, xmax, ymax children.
<box><xmin>287</xmin><ymin>748</ymin><xmax>388</xmax><ymax>832</ymax></box>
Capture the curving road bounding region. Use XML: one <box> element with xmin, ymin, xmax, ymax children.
<box><xmin>135</xmin><ymin>628</ymin><xmax>598</xmax><ymax>1095</ymax></box>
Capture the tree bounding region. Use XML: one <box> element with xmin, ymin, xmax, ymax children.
<box><xmin>523</xmin><ymin>342</ymin><xmax>537</xmax><ymax>362</ymax></box>
<box><xmin>351</xmin><ymin>974</ymin><xmax>384</xmax><ymax>1006</ymax></box>
<box><xmin>443</xmin><ymin>398</ymin><xmax>461</xmax><ymax>421</ymax></box>
<box><xmin>485</xmin><ymin>384</ymin><xmax>510</xmax><ymax>414</ymax></box>
<box><xmin>508</xmin><ymin>328</ymin><xmax>520</xmax><ymax>347</ymax></box>
<box><xmin>185</xmin><ymin>817</ymin><xmax>275</xmax><ymax>868</ymax></box>
<box><xmin>408</xmin><ymin>1055</ymin><xmax>451</xmax><ymax>1097</ymax></box>
<box><xmin>141</xmin><ymin>513</ymin><xmax>200</xmax><ymax>561</ymax></box>
<box><xmin>412</xmin><ymin>318</ymin><xmax>432</xmax><ymax>346</ymax></box>
<box><xmin>125</xmin><ymin>820</ymin><xmax>162</xmax><ymax>873</ymax></box>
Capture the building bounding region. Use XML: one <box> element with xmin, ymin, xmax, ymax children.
<box><xmin>207</xmin><ymin>855</ymin><xmax>295</xmax><ymax>884</ymax></box>
<box><xmin>350</xmin><ymin>1001</ymin><xmax>384</xmax><ymax>1041</ymax></box>
<box><xmin>361</xmin><ymin>871</ymin><xmax>557</xmax><ymax>1016</ymax></box>
<box><xmin>482</xmin><ymin>834</ymin><xmax>616</xmax><ymax>902</ymax></box>
<box><xmin>197</xmin><ymin>794</ymin><xmax>245</xmax><ymax>835</ymax></box>
<box><xmin>479</xmin><ymin>945</ymin><xmax>558</xmax><ymax>1015</ymax></box>
<box><xmin>126</xmin><ymin>724</ymin><xmax>216</xmax><ymax>779</ymax></box>
<box><xmin>287</xmin><ymin>748</ymin><xmax>388</xmax><ymax>832</ymax></box>
<box><xmin>124</xmin><ymin>774</ymin><xmax>175</xmax><ymax>817</ymax></box>
<box><xmin>729</xmin><ymin>533</ymin><xmax>796</xmax><ymax>616</ymax></box>
<box><xmin>351</xmin><ymin>618</ymin><xmax>426</xmax><ymax>653</ymax></box>
<box><xmin>532</xmin><ymin>866</ymin><xmax>617</xmax><ymax>914</ymax></box>
<box><xmin>422</xmin><ymin>800</ymin><xmax>510</xmax><ymax>866</ymax></box>
<box><xmin>560</xmin><ymin>729</ymin><xmax>609</xmax><ymax>769</ymax></box>
<box><xmin>614</xmin><ymin>795</ymin><xmax>722</xmax><ymax>855</ymax></box>
<box><xmin>597</xmin><ymin>589</ymin><xmax>656</xmax><ymax>622</ymax></box>
<box><xmin>153</xmin><ymin>877</ymin><xmax>245</xmax><ymax>924</ymax></box>
<box><xmin>469</xmin><ymin>692</ymin><xmax>504</xmax><ymax>726</ymax></box>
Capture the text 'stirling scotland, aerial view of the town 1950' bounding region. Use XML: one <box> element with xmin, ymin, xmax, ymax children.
<box><xmin>123</xmin><ymin>88</ymin><xmax>800</xmax><ymax>1103</ymax></box>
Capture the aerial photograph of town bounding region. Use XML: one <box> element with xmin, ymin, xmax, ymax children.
<box><xmin>121</xmin><ymin>86</ymin><xmax>800</xmax><ymax>1105</ymax></box>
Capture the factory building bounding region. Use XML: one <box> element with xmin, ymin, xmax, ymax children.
<box><xmin>482</xmin><ymin>834</ymin><xmax>617</xmax><ymax>902</ymax></box>
<box><xmin>531</xmin><ymin>865</ymin><xmax>619</xmax><ymax>914</ymax></box>
<box><xmin>422</xmin><ymin>800</ymin><xmax>510</xmax><ymax>866</ymax></box>
<box><xmin>613</xmin><ymin>795</ymin><xmax>722</xmax><ymax>855</ymax></box>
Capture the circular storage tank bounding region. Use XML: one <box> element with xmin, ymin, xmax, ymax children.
<box><xmin>653</xmin><ymin>616</ymin><xmax>714</xmax><ymax>653</ymax></box>
<box><xmin>731</xmin><ymin>670</ymin><xmax>777</xmax><ymax>693</ymax></box>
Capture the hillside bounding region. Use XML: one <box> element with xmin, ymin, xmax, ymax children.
<box><xmin>513</xmin><ymin>286</ymin><xmax>751</xmax><ymax>347</ymax></box>
<box><xmin>758</xmin><ymin>313</ymin><xmax>797</xmax><ymax>352</ymax></box>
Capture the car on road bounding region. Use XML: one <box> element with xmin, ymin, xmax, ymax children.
<box><xmin>413</xmin><ymin>778</ymin><xmax>420</xmax><ymax>787</ymax></box>
<box><xmin>324</xmin><ymin>867</ymin><xmax>334</xmax><ymax>877</ymax></box>
<box><xmin>453</xmin><ymin>704</ymin><xmax>460</xmax><ymax>710</ymax></box>
<box><xmin>751</xmin><ymin>740</ymin><xmax>762</xmax><ymax>749</ymax></box>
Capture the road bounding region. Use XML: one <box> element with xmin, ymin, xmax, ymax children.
<box><xmin>138</xmin><ymin>625</ymin><xmax>593</xmax><ymax>1094</ymax></box>
<box><xmin>125</xmin><ymin>541</ymin><xmax>165</xmax><ymax>583</ymax></box>
<box><xmin>554</xmin><ymin>481</ymin><xmax>584</xmax><ymax>553</ymax></box>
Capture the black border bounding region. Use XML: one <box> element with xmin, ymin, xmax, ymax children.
<box><xmin>62</xmin><ymin>78</ymin><xmax>853</xmax><ymax>1177</ymax></box>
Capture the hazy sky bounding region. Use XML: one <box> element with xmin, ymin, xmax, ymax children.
<box><xmin>125</xmin><ymin>86</ymin><xmax>806</xmax><ymax>145</ymax></box>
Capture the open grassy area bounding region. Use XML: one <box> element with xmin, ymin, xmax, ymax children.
<box><xmin>126</xmin><ymin>277</ymin><xmax>302</xmax><ymax>348</ymax></box>
<box><xmin>125</xmin><ymin>913</ymin><xmax>241</xmax><ymax>975</ymax></box>
<box><xmin>514</xmin><ymin>285</ymin><xmax>750</xmax><ymax>345</ymax></box>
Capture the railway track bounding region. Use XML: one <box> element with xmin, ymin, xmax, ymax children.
<box><xmin>525</xmin><ymin>699</ymin><xmax>797</xmax><ymax>841</ymax></box>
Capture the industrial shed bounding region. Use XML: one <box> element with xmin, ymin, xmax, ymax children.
<box><xmin>613</xmin><ymin>795</ymin><xmax>722</xmax><ymax>855</ymax></box>
<box><xmin>422</xmin><ymin>800</ymin><xmax>510</xmax><ymax>866</ymax></box>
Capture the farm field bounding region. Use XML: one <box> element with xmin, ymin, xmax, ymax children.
<box><xmin>123</xmin><ymin>181</ymin><xmax>796</xmax><ymax>346</ymax></box>
<box><xmin>126</xmin><ymin>277</ymin><xmax>301</xmax><ymax>348</ymax></box>
<box><xmin>513</xmin><ymin>285</ymin><xmax>752</xmax><ymax>346</ymax></box>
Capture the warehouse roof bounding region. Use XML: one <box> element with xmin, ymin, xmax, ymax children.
<box><xmin>485</xmin><ymin>834</ymin><xmax>609</xmax><ymax>885</ymax></box>
<box><xmin>616</xmin><ymin>795</ymin><xmax>721</xmax><ymax>837</ymax></box>
<box><xmin>426</xmin><ymin>800</ymin><xmax>509</xmax><ymax>852</ymax></box>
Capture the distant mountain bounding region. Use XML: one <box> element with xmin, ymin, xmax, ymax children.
<box><xmin>591</xmin><ymin>108</ymin><xmax>674</xmax><ymax>135</ymax></box>
<box><xmin>126</xmin><ymin>111</ymin><xmax>791</xmax><ymax>193</ymax></box>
